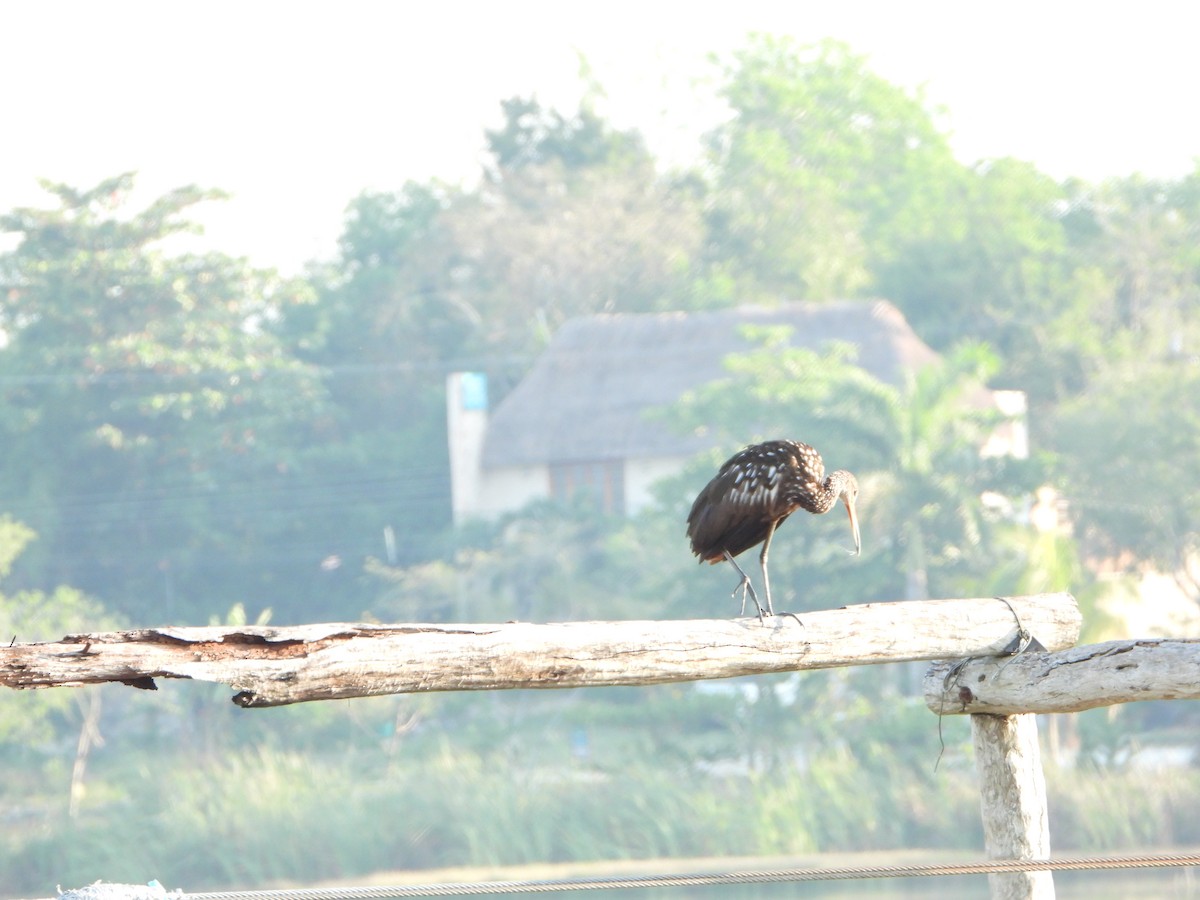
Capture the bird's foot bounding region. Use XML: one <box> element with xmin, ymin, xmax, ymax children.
<box><xmin>750</xmin><ymin>592</ymin><xmax>771</xmax><ymax>623</ymax></box>
<box><xmin>754</xmin><ymin>607</ymin><xmax>804</xmax><ymax>626</ymax></box>
<box><xmin>772</xmin><ymin>610</ymin><xmax>804</xmax><ymax>627</ymax></box>
<box><xmin>731</xmin><ymin>577</ymin><xmax>764</xmax><ymax>619</ymax></box>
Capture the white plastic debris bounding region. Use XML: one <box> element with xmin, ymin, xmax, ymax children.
<box><xmin>57</xmin><ymin>880</ymin><xmax>176</xmax><ymax>900</ymax></box>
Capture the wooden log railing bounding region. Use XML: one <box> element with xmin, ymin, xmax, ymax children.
<box><xmin>923</xmin><ymin>638</ymin><xmax>1200</xmax><ymax>716</ymax></box>
<box><xmin>0</xmin><ymin>593</ymin><xmax>1079</xmax><ymax>707</ymax></box>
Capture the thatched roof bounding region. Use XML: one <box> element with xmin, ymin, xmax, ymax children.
<box><xmin>481</xmin><ymin>300</ymin><xmax>939</xmax><ymax>468</ymax></box>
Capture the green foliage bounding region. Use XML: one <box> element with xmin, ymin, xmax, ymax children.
<box><xmin>0</xmin><ymin>518</ymin><xmax>121</xmax><ymax>747</ymax></box>
<box><xmin>0</xmin><ymin>689</ymin><xmax>985</xmax><ymax>892</ymax></box>
<box><xmin>0</xmin><ymin>176</ymin><xmax>455</xmax><ymax>623</ymax></box>
<box><xmin>878</xmin><ymin>159</ymin><xmax>1076</xmax><ymax>371</ymax></box>
<box><xmin>706</xmin><ymin>37</ymin><xmax>966</xmax><ymax>301</ymax></box>
<box><xmin>484</xmin><ymin>94</ymin><xmax>650</xmax><ymax>179</ymax></box>
<box><xmin>0</xmin><ymin>516</ymin><xmax>35</xmax><ymax>579</ymax></box>
<box><xmin>1050</xmin><ymin>361</ymin><xmax>1200</xmax><ymax>575</ymax></box>
<box><xmin>0</xmin><ymin>175</ymin><xmax>337</xmax><ymax>621</ymax></box>
<box><xmin>294</xmin><ymin>182</ymin><xmax>469</xmax><ymax>386</ymax></box>
<box><xmin>273</xmin><ymin>185</ymin><xmax>459</xmax><ymax>581</ymax></box>
<box><xmin>6</xmin><ymin>687</ymin><xmax>1200</xmax><ymax>894</ymax></box>
<box><xmin>1047</xmin><ymin>760</ymin><xmax>1200</xmax><ymax>849</ymax></box>
<box><xmin>4</xmin><ymin>34</ymin><xmax>1198</xmax><ymax>630</ymax></box>
<box><xmin>976</xmin><ymin>520</ymin><xmax>1129</xmax><ymax>643</ymax></box>
<box><xmin>369</xmin><ymin>499</ymin><xmax>652</xmax><ymax>623</ymax></box>
<box><xmin>662</xmin><ymin>333</ymin><xmax>1017</xmax><ymax>608</ymax></box>
<box><xmin>442</xmin><ymin>148</ymin><xmax>705</xmax><ymax>357</ymax></box>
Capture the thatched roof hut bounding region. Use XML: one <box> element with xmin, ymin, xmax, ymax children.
<box><xmin>482</xmin><ymin>300</ymin><xmax>939</xmax><ymax>469</ymax></box>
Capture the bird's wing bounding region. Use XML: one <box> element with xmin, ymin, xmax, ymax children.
<box><xmin>687</xmin><ymin>447</ymin><xmax>797</xmax><ymax>560</ymax></box>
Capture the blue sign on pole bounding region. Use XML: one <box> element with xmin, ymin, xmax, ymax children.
<box><xmin>460</xmin><ymin>372</ymin><xmax>488</xmax><ymax>411</ymax></box>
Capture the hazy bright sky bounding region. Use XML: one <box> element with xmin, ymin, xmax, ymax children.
<box><xmin>5</xmin><ymin>0</ymin><xmax>1200</xmax><ymax>274</ymax></box>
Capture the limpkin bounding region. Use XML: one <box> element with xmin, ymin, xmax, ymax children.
<box><xmin>686</xmin><ymin>439</ymin><xmax>860</xmax><ymax>619</ymax></box>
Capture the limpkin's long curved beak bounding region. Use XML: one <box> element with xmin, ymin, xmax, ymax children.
<box><xmin>844</xmin><ymin>496</ymin><xmax>861</xmax><ymax>556</ymax></box>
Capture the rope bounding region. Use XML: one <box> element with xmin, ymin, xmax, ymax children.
<box><xmin>39</xmin><ymin>851</ymin><xmax>1200</xmax><ymax>900</ymax></box>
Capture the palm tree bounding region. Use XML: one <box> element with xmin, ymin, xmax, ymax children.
<box><xmin>668</xmin><ymin>332</ymin><xmax>1017</xmax><ymax>611</ymax></box>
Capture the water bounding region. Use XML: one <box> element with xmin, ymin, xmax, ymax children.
<box><xmin>518</xmin><ymin>870</ymin><xmax>1198</xmax><ymax>899</ymax></box>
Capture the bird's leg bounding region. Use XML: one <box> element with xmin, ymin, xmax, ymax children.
<box><xmin>759</xmin><ymin>520</ymin><xmax>777</xmax><ymax>617</ymax></box>
<box><xmin>756</xmin><ymin>523</ymin><xmax>802</xmax><ymax>626</ymax></box>
<box><xmin>722</xmin><ymin>550</ymin><xmax>766</xmax><ymax>619</ymax></box>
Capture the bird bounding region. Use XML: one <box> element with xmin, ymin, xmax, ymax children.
<box><xmin>686</xmin><ymin>439</ymin><xmax>860</xmax><ymax>619</ymax></box>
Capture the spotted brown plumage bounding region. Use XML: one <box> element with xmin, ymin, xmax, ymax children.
<box><xmin>686</xmin><ymin>439</ymin><xmax>861</xmax><ymax>619</ymax></box>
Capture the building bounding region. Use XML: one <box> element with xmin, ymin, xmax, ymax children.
<box><xmin>446</xmin><ymin>300</ymin><xmax>1018</xmax><ymax>522</ymax></box>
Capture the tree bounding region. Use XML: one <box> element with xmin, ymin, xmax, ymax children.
<box><xmin>0</xmin><ymin>175</ymin><xmax>337</xmax><ymax>621</ymax></box>
<box><xmin>445</xmin><ymin>161</ymin><xmax>705</xmax><ymax>356</ymax></box>
<box><xmin>884</xmin><ymin>165</ymin><xmax>1200</xmax><ymax>407</ymax></box>
<box><xmin>483</xmin><ymin>95</ymin><xmax>649</xmax><ymax>180</ymax></box>
<box><xmin>445</xmin><ymin>95</ymin><xmax>706</xmax><ymax>357</ymax></box>
<box><xmin>878</xmin><ymin>160</ymin><xmax>1080</xmax><ymax>384</ymax></box>
<box><xmin>1030</xmin><ymin>170</ymin><xmax>1200</xmax><ymax>593</ymax></box>
<box><xmin>294</xmin><ymin>182</ymin><xmax>472</xmax><ymax>401</ymax></box>
<box><xmin>1061</xmin><ymin>173</ymin><xmax>1200</xmax><ymax>368</ymax></box>
<box><xmin>705</xmin><ymin>37</ymin><xmax>968</xmax><ymax>302</ymax></box>
<box><xmin>368</xmin><ymin>497</ymin><xmax>656</xmax><ymax>624</ymax></box>
<box><xmin>1050</xmin><ymin>360</ymin><xmax>1200</xmax><ymax>596</ymax></box>
<box><xmin>0</xmin><ymin>517</ymin><xmax>119</xmax><ymax>749</ymax></box>
<box><xmin>282</xmin><ymin>183</ymin><xmax>462</xmax><ymax>570</ymax></box>
<box><xmin>280</xmin><ymin>96</ymin><xmax>709</xmax><ymax>611</ymax></box>
<box><xmin>662</xmin><ymin>331</ymin><xmax>1021</xmax><ymax>611</ymax></box>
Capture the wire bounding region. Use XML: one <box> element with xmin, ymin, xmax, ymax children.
<box><xmin>32</xmin><ymin>851</ymin><xmax>1200</xmax><ymax>900</ymax></box>
<box><xmin>0</xmin><ymin>355</ymin><xmax>533</xmax><ymax>388</ymax></box>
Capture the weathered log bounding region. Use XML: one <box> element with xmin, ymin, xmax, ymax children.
<box><xmin>0</xmin><ymin>593</ymin><xmax>1078</xmax><ymax>708</ymax></box>
<box><xmin>924</xmin><ymin>638</ymin><xmax>1200</xmax><ymax>716</ymax></box>
<box><xmin>972</xmin><ymin>714</ymin><xmax>1055</xmax><ymax>900</ymax></box>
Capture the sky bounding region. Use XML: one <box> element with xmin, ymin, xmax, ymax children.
<box><xmin>5</xmin><ymin>0</ymin><xmax>1200</xmax><ymax>274</ymax></box>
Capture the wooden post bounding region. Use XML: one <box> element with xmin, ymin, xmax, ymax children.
<box><xmin>971</xmin><ymin>714</ymin><xmax>1054</xmax><ymax>900</ymax></box>
<box><xmin>920</xmin><ymin>641</ymin><xmax>1200</xmax><ymax>900</ymax></box>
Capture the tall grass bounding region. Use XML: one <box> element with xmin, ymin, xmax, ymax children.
<box><xmin>1047</xmin><ymin>764</ymin><xmax>1200</xmax><ymax>850</ymax></box>
<box><xmin>0</xmin><ymin>741</ymin><xmax>982</xmax><ymax>895</ymax></box>
<box><xmin>6</xmin><ymin>713</ymin><xmax>1200</xmax><ymax>897</ymax></box>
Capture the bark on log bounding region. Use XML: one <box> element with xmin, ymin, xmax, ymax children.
<box><xmin>972</xmin><ymin>714</ymin><xmax>1055</xmax><ymax>900</ymax></box>
<box><xmin>924</xmin><ymin>638</ymin><xmax>1200</xmax><ymax>716</ymax></box>
<box><xmin>0</xmin><ymin>593</ymin><xmax>1078</xmax><ymax>708</ymax></box>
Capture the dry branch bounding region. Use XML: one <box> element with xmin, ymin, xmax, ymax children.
<box><xmin>924</xmin><ymin>638</ymin><xmax>1200</xmax><ymax>716</ymax></box>
<box><xmin>0</xmin><ymin>593</ymin><xmax>1079</xmax><ymax>708</ymax></box>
